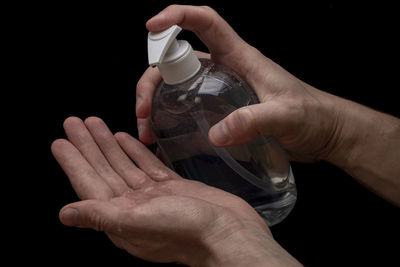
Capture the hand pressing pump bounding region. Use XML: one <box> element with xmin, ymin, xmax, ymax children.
<box><xmin>148</xmin><ymin>25</ymin><xmax>297</xmax><ymax>225</ymax></box>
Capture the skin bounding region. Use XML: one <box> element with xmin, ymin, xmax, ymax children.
<box><xmin>137</xmin><ymin>5</ymin><xmax>400</xmax><ymax>206</ymax></box>
<box><xmin>52</xmin><ymin>117</ymin><xmax>301</xmax><ymax>266</ymax></box>
<box><xmin>53</xmin><ymin>4</ymin><xmax>400</xmax><ymax>267</ymax></box>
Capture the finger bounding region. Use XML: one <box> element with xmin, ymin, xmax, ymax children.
<box><xmin>59</xmin><ymin>200</ymin><xmax>120</xmax><ymax>232</ymax></box>
<box><xmin>84</xmin><ymin>117</ymin><xmax>154</xmax><ymax>189</ymax></box>
<box><xmin>194</xmin><ymin>50</ymin><xmax>210</xmax><ymax>59</ymax></box>
<box><xmin>136</xmin><ymin>66</ymin><xmax>161</xmax><ymax>119</ymax></box>
<box><xmin>137</xmin><ymin>117</ymin><xmax>156</xmax><ymax>145</ymax></box>
<box><xmin>146</xmin><ymin>5</ymin><xmax>262</xmax><ymax>98</ymax></box>
<box><xmin>146</xmin><ymin>5</ymin><xmax>246</xmax><ymax>57</ymax></box>
<box><xmin>115</xmin><ymin>132</ymin><xmax>179</xmax><ymax>182</ymax></box>
<box><xmin>208</xmin><ymin>102</ymin><xmax>295</xmax><ymax>146</ymax></box>
<box><xmin>63</xmin><ymin>116</ymin><xmax>128</xmax><ymax>195</ymax></box>
<box><xmin>136</xmin><ymin>52</ymin><xmax>208</xmax><ymax>145</ymax></box>
<box><xmin>51</xmin><ymin>139</ymin><xmax>113</xmax><ymax>200</ymax></box>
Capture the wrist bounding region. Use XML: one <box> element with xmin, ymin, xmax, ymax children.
<box><xmin>195</xmin><ymin>218</ymin><xmax>301</xmax><ymax>267</ymax></box>
<box><xmin>297</xmin><ymin>85</ymin><xmax>359</xmax><ymax>168</ymax></box>
<box><xmin>320</xmin><ymin>96</ymin><xmax>362</xmax><ymax>169</ymax></box>
<box><xmin>323</xmin><ymin>95</ymin><xmax>395</xmax><ymax>170</ymax></box>
<box><xmin>320</xmin><ymin>94</ymin><xmax>400</xmax><ymax>205</ymax></box>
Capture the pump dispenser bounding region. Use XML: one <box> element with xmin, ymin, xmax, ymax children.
<box><xmin>148</xmin><ymin>25</ymin><xmax>201</xmax><ymax>84</ymax></box>
<box><xmin>148</xmin><ymin>25</ymin><xmax>297</xmax><ymax>226</ymax></box>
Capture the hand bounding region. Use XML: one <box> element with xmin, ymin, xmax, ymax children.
<box><xmin>136</xmin><ymin>5</ymin><xmax>400</xmax><ymax>206</ymax></box>
<box><xmin>52</xmin><ymin>116</ymin><xmax>301</xmax><ymax>266</ymax></box>
<box><xmin>136</xmin><ymin>4</ymin><xmax>345</xmax><ymax>164</ymax></box>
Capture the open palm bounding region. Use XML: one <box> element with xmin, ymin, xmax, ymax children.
<box><xmin>52</xmin><ymin>116</ymin><xmax>274</xmax><ymax>265</ymax></box>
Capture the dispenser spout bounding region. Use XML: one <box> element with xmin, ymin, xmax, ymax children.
<box><xmin>147</xmin><ymin>25</ymin><xmax>201</xmax><ymax>84</ymax></box>
<box><xmin>148</xmin><ymin>25</ymin><xmax>182</xmax><ymax>66</ymax></box>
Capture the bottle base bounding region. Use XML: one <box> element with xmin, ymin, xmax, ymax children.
<box><xmin>254</xmin><ymin>192</ymin><xmax>297</xmax><ymax>226</ymax></box>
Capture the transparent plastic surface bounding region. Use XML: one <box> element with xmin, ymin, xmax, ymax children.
<box><xmin>151</xmin><ymin>59</ymin><xmax>297</xmax><ymax>225</ymax></box>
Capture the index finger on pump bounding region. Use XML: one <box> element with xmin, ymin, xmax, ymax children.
<box><xmin>146</xmin><ymin>5</ymin><xmax>244</xmax><ymax>57</ymax></box>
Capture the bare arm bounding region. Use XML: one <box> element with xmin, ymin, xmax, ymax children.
<box><xmin>321</xmin><ymin>89</ymin><xmax>400</xmax><ymax>206</ymax></box>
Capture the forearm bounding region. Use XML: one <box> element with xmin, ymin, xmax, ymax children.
<box><xmin>324</xmin><ymin>93</ymin><xmax>400</xmax><ymax>206</ymax></box>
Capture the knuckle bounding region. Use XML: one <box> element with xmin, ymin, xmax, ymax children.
<box><xmin>198</xmin><ymin>6</ymin><xmax>219</xmax><ymax>28</ymax></box>
<box><xmin>226</xmin><ymin>106</ymin><xmax>254</xmax><ymax>133</ymax></box>
<box><xmin>159</xmin><ymin>178</ymin><xmax>180</xmax><ymax>191</ymax></box>
<box><xmin>163</xmin><ymin>4</ymin><xmax>182</xmax><ymax>15</ymax></box>
<box><xmin>136</xmin><ymin>68</ymin><xmax>159</xmax><ymax>95</ymax></box>
<box><xmin>200</xmin><ymin>5</ymin><xmax>216</xmax><ymax>14</ymax></box>
<box><xmin>131</xmin><ymin>173</ymin><xmax>151</xmax><ymax>189</ymax></box>
<box><xmin>88</xmin><ymin>210</ymin><xmax>108</xmax><ymax>232</ymax></box>
<box><xmin>148</xmin><ymin>166</ymin><xmax>175</xmax><ymax>182</ymax></box>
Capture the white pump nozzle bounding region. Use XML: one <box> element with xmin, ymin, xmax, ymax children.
<box><xmin>148</xmin><ymin>25</ymin><xmax>201</xmax><ymax>85</ymax></box>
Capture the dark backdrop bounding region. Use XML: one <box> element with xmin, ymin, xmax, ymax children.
<box><xmin>14</xmin><ymin>1</ymin><xmax>399</xmax><ymax>266</ymax></box>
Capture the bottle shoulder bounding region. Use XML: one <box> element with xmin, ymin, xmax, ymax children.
<box><xmin>151</xmin><ymin>58</ymin><xmax>259</xmax><ymax>133</ymax></box>
<box><xmin>153</xmin><ymin>59</ymin><xmax>258</xmax><ymax>111</ymax></box>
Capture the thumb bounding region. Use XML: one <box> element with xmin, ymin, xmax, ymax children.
<box><xmin>59</xmin><ymin>200</ymin><xmax>120</xmax><ymax>232</ymax></box>
<box><xmin>208</xmin><ymin>103</ymin><xmax>289</xmax><ymax>146</ymax></box>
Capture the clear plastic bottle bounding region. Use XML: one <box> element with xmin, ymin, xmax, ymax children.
<box><xmin>148</xmin><ymin>26</ymin><xmax>296</xmax><ymax>225</ymax></box>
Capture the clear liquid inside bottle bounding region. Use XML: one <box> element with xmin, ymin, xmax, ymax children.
<box><xmin>151</xmin><ymin>59</ymin><xmax>296</xmax><ymax>225</ymax></box>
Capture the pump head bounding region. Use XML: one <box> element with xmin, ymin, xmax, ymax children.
<box><xmin>148</xmin><ymin>25</ymin><xmax>201</xmax><ymax>85</ymax></box>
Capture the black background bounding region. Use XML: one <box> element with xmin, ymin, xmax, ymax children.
<box><xmin>10</xmin><ymin>1</ymin><xmax>399</xmax><ymax>266</ymax></box>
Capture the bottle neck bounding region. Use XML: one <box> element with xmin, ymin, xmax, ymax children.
<box><xmin>158</xmin><ymin>42</ymin><xmax>201</xmax><ymax>85</ymax></box>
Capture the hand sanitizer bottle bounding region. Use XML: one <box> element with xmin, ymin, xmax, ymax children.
<box><xmin>147</xmin><ymin>25</ymin><xmax>297</xmax><ymax>226</ymax></box>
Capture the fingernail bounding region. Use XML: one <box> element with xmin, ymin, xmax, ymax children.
<box><xmin>137</xmin><ymin>123</ymin><xmax>144</xmax><ymax>140</ymax></box>
<box><xmin>136</xmin><ymin>97</ymin><xmax>142</xmax><ymax>112</ymax></box>
<box><xmin>209</xmin><ymin>121</ymin><xmax>231</xmax><ymax>145</ymax></box>
<box><xmin>148</xmin><ymin>11</ymin><xmax>165</xmax><ymax>24</ymax></box>
<box><xmin>60</xmin><ymin>208</ymin><xmax>79</xmax><ymax>226</ymax></box>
